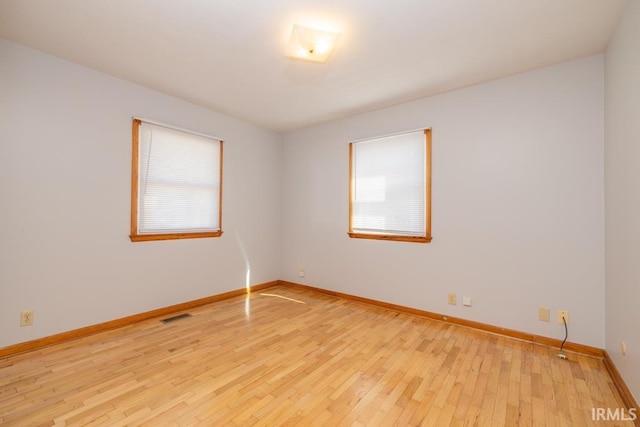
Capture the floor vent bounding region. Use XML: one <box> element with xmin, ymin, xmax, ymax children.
<box><xmin>161</xmin><ymin>313</ymin><xmax>192</xmax><ymax>323</ymax></box>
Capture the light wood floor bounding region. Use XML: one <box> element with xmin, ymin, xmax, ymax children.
<box><xmin>0</xmin><ymin>286</ymin><xmax>633</xmax><ymax>426</ymax></box>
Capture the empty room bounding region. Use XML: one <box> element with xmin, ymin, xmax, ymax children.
<box><xmin>1</xmin><ymin>0</ymin><xmax>638</xmax><ymax>425</ymax></box>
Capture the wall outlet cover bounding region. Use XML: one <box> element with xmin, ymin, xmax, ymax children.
<box><xmin>538</xmin><ymin>307</ymin><xmax>550</xmax><ymax>322</ymax></box>
<box><xmin>448</xmin><ymin>293</ymin><xmax>456</xmax><ymax>305</ymax></box>
<box><xmin>557</xmin><ymin>310</ymin><xmax>569</xmax><ymax>325</ymax></box>
<box><xmin>20</xmin><ymin>310</ymin><xmax>34</xmax><ymax>327</ymax></box>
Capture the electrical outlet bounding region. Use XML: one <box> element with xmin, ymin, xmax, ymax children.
<box><xmin>462</xmin><ymin>297</ymin><xmax>472</xmax><ymax>307</ymax></box>
<box><xmin>621</xmin><ymin>341</ymin><xmax>627</xmax><ymax>356</ymax></box>
<box><xmin>448</xmin><ymin>293</ymin><xmax>456</xmax><ymax>305</ymax></box>
<box><xmin>538</xmin><ymin>307</ymin><xmax>550</xmax><ymax>322</ymax></box>
<box><xmin>299</xmin><ymin>268</ymin><xmax>305</xmax><ymax>278</ymax></box>
<box><xmin>20</xmin><ymin>310</ymin><xmax>34</xmax><ymax>327</ymax></box>
<box><xmin>557</xmin><ymin>310</ymin><xmax>569</xmax><ymax>325</ymax></box>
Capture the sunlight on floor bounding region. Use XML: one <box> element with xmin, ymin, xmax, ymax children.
<box><xmin>259</xmin><ymin>293</ymin><xmax>306</xmax><ymax>304</ymax></box>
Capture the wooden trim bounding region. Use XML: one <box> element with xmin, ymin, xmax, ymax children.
<box><xmin>604</xmin><ymin>351</ymin><xmax>640</xmax><ymax>424</ymax></box>
<box><xmin>347</xmin><ymin>232</ymin><xmax>433</xmax><ymax>243</ymax></box>
<box><xmin>219</xmin><ymin>140</ymin><xmax>224</xmax><ymax>235</ymax></box>
<box><xmin>129</xmin><ymin>119</ymin><xmax>224</xmax><ymax>243</ymax></box>
<box><xmin>348</xmin><ymin>129</ymin><xmax>433</xmax><ymax>244</ymax></box>
<box><xmin>425</xmin><ymin>128</ymin><xmax>432</xmax><ymax>240</ymax></box>
<box><xmin>348</xmin><ymin>142</ymin><xmax>354</xmax><ymax>234</ymax></box>
<box><xmin>130</xmin><ymin>231</ymin><xmax>223</xmax><ymax>242</ymax></box>
<box><xmin>3</xmin><ymin>277</ymin><xmax>614</xmax><ymax>370</ymax></box>
<box><xmin>278</xmin><ymin>280</ymin><xmax>604</xmax><ymax>358</ymax></box>
<box><xmin>130</xmin><ymin>118</ymin><xmax>141</xmax><ymax>239</ymax></box>
<box><xmin>0</xmin><ymin>281</ymin><xmax>278</xmax><ymax>359</ymax></box>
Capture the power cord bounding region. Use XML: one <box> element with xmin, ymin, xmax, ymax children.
<box><xmin>557</xmin><ymin>316</ymin><xmax>568</xmax><ymax>360</ymax></box>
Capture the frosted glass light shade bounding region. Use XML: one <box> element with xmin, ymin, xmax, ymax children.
<box><xmin>285</xmin><ymin>24</ymin><xmax>340</xmax><ymax>63</ymax></box>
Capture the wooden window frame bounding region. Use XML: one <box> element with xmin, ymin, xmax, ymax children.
<box><xmin>130</xmin><ymin>118</ymin><xmax>224</xmax><ymax>242</ymax></box>
<box><xmin>348</xmin><ymin>128</ymin><xmax>432</xmax><ymax>243</ymax></box>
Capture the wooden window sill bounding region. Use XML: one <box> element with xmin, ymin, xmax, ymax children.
<box><xmin>130</xmin><ymin>231</ymin><xmax>223</xmax><ymax>242</ymax></box>
<box><xmin>348</xmin><ymin>232</ymin><xmax>432</xmax><ymax>243</ymax></box>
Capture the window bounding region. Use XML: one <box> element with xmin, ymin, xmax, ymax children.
<box><xmin>130</xmin><ymin>118</ymin><xmax>223</xmax><ymax>242</ymax></box>
<box><xmin>349</xmin><ymin>128</ymin><xmax>432</xmax><ymax>243</ymax></box>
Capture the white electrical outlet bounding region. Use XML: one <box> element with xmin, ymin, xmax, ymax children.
<box><xmin>462</xmin><ymin>297</ymin><xmax>472</xmax><ymax>307</ymax></box>
<box><xmin>621</xmin><ymin>341</ymin><xmax>627</xmax><ymax>356</ymax></box>
<box><xmin>20</xmin><ymin>310</ymin><xmax>34</xmax><ymax>327</ymax></box>
<box><xmin>448</xmin><ymin>293</ymin><xmax>456</xmax><ymax>305</ymax></box>
<box><xmin>299</xmin><ymin>268</ymin><xmax>305</xmax><ymax>278</ymax></box>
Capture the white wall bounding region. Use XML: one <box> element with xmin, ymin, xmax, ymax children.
<box><xmin>605</xmin><ymin>0</ymin><xmax>640</xmax><ymax>402</ymax></box>
<box><xmin>0</xmin><ymin>38</ymin><xmax>611</xmax><ymax>354</ymax></box>
<box><xmin>0</xmin><ymin>40</ymin><xmax>282</xmax><ymax>348</ymax></box>
<box><xmin>281</xmin><ymin>55</ymin><xmax>605</xmax><ymax>347</ymax></box>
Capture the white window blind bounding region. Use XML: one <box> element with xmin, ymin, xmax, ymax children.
<box><xmin>351</xmin><ymin>130</ymin><xmax>426</xmax><ymax>237</ymax></box>
<box><xmin>137</xmin><ymin>121</ymin><xmax>221</xmax><ymax>234</ymax></box>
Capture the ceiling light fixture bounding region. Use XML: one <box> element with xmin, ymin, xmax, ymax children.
<box><xmin>285</xmin><ymin>24</ymin><xmax>341</xmax><ymax>63</ymax></box>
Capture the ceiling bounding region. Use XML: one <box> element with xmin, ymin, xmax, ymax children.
<box><xmin>0</xmin><ymin>0</ymin><xmax>626</xmax><ymax>132</ymax></box>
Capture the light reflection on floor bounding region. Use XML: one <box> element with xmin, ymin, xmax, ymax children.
<box><xmin>244</xmin><ymin>291</ymin><xmax>307</xmax><ymax>319</ymax></box>
<box><xmin>259</xmin><ymin>293</ymin><xmax>306</xmax><ymax>304</ymax></box>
